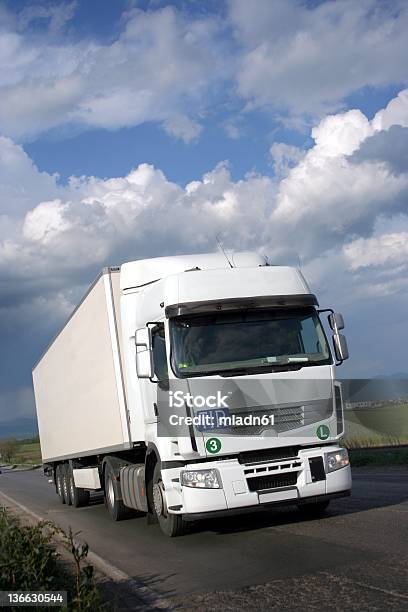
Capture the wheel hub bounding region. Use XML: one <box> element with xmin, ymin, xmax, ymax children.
<box><xmin>153</xmin><ymin>482</ymin><xmax>166</xmax><ymax>516</ymax></box>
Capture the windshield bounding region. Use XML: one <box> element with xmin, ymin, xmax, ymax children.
<box><xmin>170</xmin><ymin>307</ymin><xmax>331</xmax><ymax>377</ymax></box>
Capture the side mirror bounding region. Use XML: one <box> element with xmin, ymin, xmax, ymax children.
<box><xmin>328</xmin><ymin>312</ymin><xmax>344</xmax><ymax>331</ymax></box>
<box><xmin>333</xmin><ymin>333</ymin><xmax>349</xmax><ymax>362</ymax></box>
<box><xmin>135</xmin><ymin>327</ymin><xmax>153</xmax><ymax>379</ymax></box>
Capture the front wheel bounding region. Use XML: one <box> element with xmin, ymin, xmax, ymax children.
<box><xmin>152</xmin><ymin>463</ymin><xmax>190</xmax><ymax>537</ymax></box>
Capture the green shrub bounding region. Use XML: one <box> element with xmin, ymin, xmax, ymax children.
<box><xmin>0</xmin><ymin>509</ymin><xmax>103</xmax><ymax>611</ymax></box>
<box><xmin>0</xmin><ymin>510</ymin><xmax>58</xmax><ymax>591</ymax></box>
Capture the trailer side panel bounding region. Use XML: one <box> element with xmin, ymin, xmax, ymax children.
<box><xmin>33</xmin><ymin>270</ymin><xmax>130</xmax><ymax>462</ymax></box>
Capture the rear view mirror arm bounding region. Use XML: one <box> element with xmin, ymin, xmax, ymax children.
<box><xmin>318</xmin><ymin>308</ymin><xmax>347</xmax><ymax>366</ymax></box>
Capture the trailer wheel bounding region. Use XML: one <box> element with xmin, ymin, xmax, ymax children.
<box><xmin>62</xmin><ymin>464</ymin><xmax>72</xmax><ymax>506</ymax></box>
<box><xmin>68</xmin><ymin>468</ymin><xmax>90</xmax><ymax>508</ymax></box>
<box><xmin>104</xmin><ymin>463</ymin><xmax>135</xmax><ymax>521</ymax></box>
<box><xmin>298</xmin><ymin>500</ymin><xmax>330</xmax><ymax>517</ymax></box>
<box><xmin>152</xmin><ymin>463</ymin><xmax>190</xmax><ymax>537</ymax></box>
<box><xmin>56</xmin><ymin>465</ymin><xmax>66</xmax><ymax>504</ymax></box>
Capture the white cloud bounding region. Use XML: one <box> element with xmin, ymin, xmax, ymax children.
<box><xmin>344</xmin><ymin>231</ymin><xmax>408</xmax><ymax>270</ymax></box>
<box><xmin>0</xmin><ymin>6</ymin><xmax>225</xmax><ymax>142</ymax></box>
<box><xmin>2</xmin><ymin>1</ymin><xmax>408</xmax><ymax>143</ymax></box>
<box><xmin>229</xmin><ymin>0</ymin><xmax>408</xmax><ymax>118</ymax></box>
<box><xmin>162</xmin><ymin>114</ymin><xmax>202</xmax><ymax>142</ymax></box>
<box><xmin>0</xmin><ymin>142</ymin><xmax>278</xmax><ymax>309</ymax></box>
<box><xmin>270</xmin><ymin>142</ymin><xmax>306</xmax><ymax>178</ymax></box>
<box><xmin>271</xmin><ymin>98</ymin><xmax>408</xmax><ymax>255</ymax></box>
<box><xmin>2</xmin><ymin>89</ymin><xmax>408</xmax><ymax>304</ymax></box>
<box><xmin>0</xmin><ymin>136</ymin><xmax>59</xmax><ymax>218</ymax></box>
<box><xmin>23</xmin><ymin>200</ymin><xmax>72</xmax><ymax>243</ymax></box>
<box><xmin>17</xmin><ymin>1</ymin><xmax>77</xmax><ymax>36</ymax></box>
<box><xmin>311</xmin><ymin>110</ymin><xmax>373</xmax><ymax>156</ymax></box>
<box><xmin>372</xmin><ymin>89</ymin><xmax>408</xmax><ymax>131</ymax></box>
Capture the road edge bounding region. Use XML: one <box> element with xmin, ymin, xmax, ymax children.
<box><xmin>0</xmin><ymin>490</ymin><xmax>174</xmax><ymax>611</ymax></box>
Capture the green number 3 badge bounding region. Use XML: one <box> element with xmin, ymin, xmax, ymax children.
<box><xmin>206</xmin><ymin>437</ymin><xmax>222</xmax><ymax>454</ymax></box>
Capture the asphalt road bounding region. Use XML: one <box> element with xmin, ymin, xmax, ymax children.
<box><xmin>1</xmin><ymin>466</ymin><xmax>407</xmax><ymax>610</ymax></box>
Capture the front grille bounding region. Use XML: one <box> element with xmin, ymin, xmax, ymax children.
<box><xmin>207</xmin><ymin>399</ymin><xmax>333</xmax><ymax>436</ymax></box>
<box><xmin>229</xmin><ymin>404</ymin><xmax>304</xmax><ymax>435</ymax></box>
<box><xmin>239</xmin><ymin>446</ymin><xmax>300</xmax><ymax>465</ymax></box>
<box><xmin>247</xmin><ymin>472</ymin><xmax>298</xmax><ymax>492</ymax></box>
<box><xmin>273</xmin><ymin>405</ymin><xmax>304</xmax><ymax>432</ymax></box>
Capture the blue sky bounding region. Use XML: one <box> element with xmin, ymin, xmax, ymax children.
<box><xmin>0</xmin><ymin>0</ymin><xmax>408</xmax><ymax>432</ymax></box>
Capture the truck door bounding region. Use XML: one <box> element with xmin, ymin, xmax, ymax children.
<box><xmin>138</xmin><ymin>323</ymin><xmax>168</xmax><ymax>424</ymax></box>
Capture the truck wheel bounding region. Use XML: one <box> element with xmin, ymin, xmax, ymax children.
<box><xmin>298</xmin><ymin>500</ymin><xmax>330</xmax><ymax>516</ymax></box>
<box><xmin>56</xmin><ymin>464</ymin><xmax>66</xmax><ymax>504</ymax></box>
<box><xmin>62</xmin><ymin>464</ymin><xmax>72</xmax><ymax>506</ymax></box>
<box><xmin>68</xmin><ymin>469</ymin><xmax>90</xmax><ymax>508</ymax></box>
<box><xmin>104</xmin><ymin>463</ymin><xmax>135</xmax><ymax>521</ymax></box>
<box><xmin>152</xmin><ymin>463</ymin><xmax>190</xmax><ymax>537</ymax></box>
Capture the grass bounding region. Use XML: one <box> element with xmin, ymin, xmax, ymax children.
<box><xmin>349</xmin><ymin>447</ymin><xmax>408</xmax><ymax>467</ymax></box>
<box><xmin>343</xmin><ymin>403</ymin><xmax>408</xmax><ymax>449</ymax></box>
<box><xmin>13</xmin><ymin>440</ymin><xmax>42</xmax><ymax>464</ymax></box>
<box><xmin>0</xmin><ymin>508</ymin><xmax>103</xmax><ymax>611</ymax></box>
<box><xmin>343</xmin><ymin>403</ymin><xmax>408</xmax><ymax>466</ymax></box>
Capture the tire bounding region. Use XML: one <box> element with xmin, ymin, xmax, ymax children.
<box><xmin>62</xmin><ymin>464</ymin><xmax>72</xmax><ymax>506</ymax></box>
<box><xmin>152</xmin><ymin>463</ymin><xmax>190</xmax><ymax>537</ymax></box>
<box><xmin>298</xmin><ymin>500</ymin><xmax>330</xmax><ymax>517</ymax></box>
<box><xmin>56</xmin><ymin>464</ymin><xmax>66</xmax><ymax>504</ymax></box>
<box><xmin>68</xmin><ymin>467</ymin><xmax>90</xmax><ymax>508</ymax></box>
<box><xmin>104</xmin><ymin>463</ymin><xmax>135</xmax><ymax>521</ymax></box>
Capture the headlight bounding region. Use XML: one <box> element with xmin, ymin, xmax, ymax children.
<box><xmin>325</xmin><ymin>448</ymin><xmax>349</xmax><ymax>473</ymax></box>
<box><xmin>181</xmin><ymin>469</ymin><xmax>222</xmax><ymax>489</ymax></box>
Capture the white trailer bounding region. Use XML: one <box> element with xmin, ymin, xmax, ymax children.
<box><xmin>33</xmin><ymin>252</ymin><xmax>352</xmax><ymax>536</ymax></box>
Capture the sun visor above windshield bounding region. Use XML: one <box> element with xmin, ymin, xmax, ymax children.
<box><xmin>164</xmin><ymin>266</ymin><xmax>317</xmax><ymax>317</ymax></box>
<box><xmin>165</xmin><ymin>294</ymin><xmax>318</xmax><ymax>317</ymax></box>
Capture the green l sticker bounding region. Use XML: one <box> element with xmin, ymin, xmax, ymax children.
<box><xmin>206</xmin><ymin>437</ymin><xmax>222</xmax><ymax>454</ymax></box>
<box><xmin>316</xmin><ymin>424</ymin><xmax>330</xmax><ymax>440</ymax></box>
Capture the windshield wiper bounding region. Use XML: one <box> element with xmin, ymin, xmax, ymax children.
<box><xmin>177</xmin><ymin>359</ymin><xmax>330</xmax><ymax>378</ymax></box>
<box><xmin>218</xmin><ymin>363</ymin><xmax>305</xmax><ymax>377</ymax></box>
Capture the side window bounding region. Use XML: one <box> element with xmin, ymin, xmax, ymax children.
<box><xmin>152</xmin><ymin>323</ymin><xmax>168</xmax><ymax>381</ymax></box>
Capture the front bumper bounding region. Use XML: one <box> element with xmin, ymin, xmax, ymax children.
<box><xmin>162</xmin><ymin>445</ymin><xmax>352</xmax><ymax>518</ymax></box>
<box><xmin>182</xmin><ymin>490</ymin><xmax>350</xmax><ymax>521</ymax></box>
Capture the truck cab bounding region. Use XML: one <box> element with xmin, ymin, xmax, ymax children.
<box><xmin>118</xmin><ymin>252</ymin><xmax>351</xmax><ymax>535</ymax></box>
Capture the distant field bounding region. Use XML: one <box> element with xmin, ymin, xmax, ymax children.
<box><xmin>343</xmin><ymin>403</ymin><xmax>408</xmax><ymax>448</ymax></box>
<box><xmin>14</xmin><ymin>440</ymin><xmax>42</xmax><ymax>464</ymax></box>
<box><xmin>0</xmin><ymin>438</ymin><xmax>41</xmax><ymax>465</ymax></box>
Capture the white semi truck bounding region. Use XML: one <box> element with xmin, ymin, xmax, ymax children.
<box><xmin>33</xmin><ymin>252</ymin><xmax>351</xmax><ymax>536</ymax></box>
